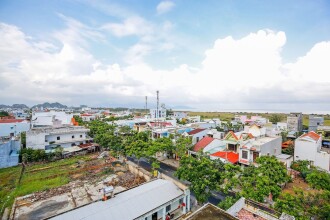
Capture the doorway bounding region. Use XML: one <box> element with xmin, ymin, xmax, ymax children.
<box><xmin>152</xmin><ymin>212</ymin><xmax>157</xmax><ymax>220</ymax></box>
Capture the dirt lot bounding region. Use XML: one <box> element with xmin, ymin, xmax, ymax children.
<box><xmin>282</xmin><ymin>176</ymin><xmax>320</xmax><ymax>195</ymax></box>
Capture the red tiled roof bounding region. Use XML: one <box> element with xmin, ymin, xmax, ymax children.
<box><xmin>149</xmin><ymin>122</ymin><xmax>172</xmax><ymax>127</ymax></box>
<box><xmin>81</xmin><ymin>113</ymin><xmax>93</xmax><ymax>116</ymax></box>
<box><xmin>193</xmin><ymin>137</ymin><xmax>214</xmax><ymax>152</ymax></box>
<box><xmin>301</xmin><ymin>131</ymin><xmax>321</xmax><ymax>141</ymax></box>
<box><xmin>282</xmin><ymin>140</ymin><xmax>293</xmax><ymax>148</ymax></box>
<box><xmin>211</xmin><ymin>151</ymin><xmax>239</xmax><ymax>164</ymax></box>
<box><xmin>0</xmin><ymin>119</ymin><xmax>26</xmax><ymax>123</ymax></box>
<box><xmin>188</xmin><ymin>128</ymin><xmax>206</xmax><ymax>135</ymax></box>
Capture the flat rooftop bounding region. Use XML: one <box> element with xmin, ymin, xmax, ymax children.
<box><xmin>50</xmin><ymin>179</ymin><xmax>184</xmax><ymax>220</ymax></box>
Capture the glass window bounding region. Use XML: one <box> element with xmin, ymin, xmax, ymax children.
<box><xmin>57</xmin><ymin>136</ymin><xmax>60</xmax><ymax>140</ymax></box>
<box><xmin>72</xmin><ymin>135</ymin><xmax>75</xmax><ymax>139</ymax></box>
<box><xmin>80</xmin><ymin>135</ymin><xmax>83</xmax><ymax>138</ymax></box>
<box><xmin>242</xmin><ymin>150</ymin><xmax>248</xmax><ymax>159</ymax></box>
<box><xmin>166</xmin><ymin>205</ymin><xmax>171</xmax><ymax>212</ymax></box>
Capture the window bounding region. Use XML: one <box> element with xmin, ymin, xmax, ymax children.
<box><xmin>57</xmin><ymin>136</ymin><xmax>60</xmax><ymax>140</ymax></box>
<box><xmin>72</xmin><ymin>135</ymin><xmax>75</xmax><ymax>139</ymax></box>
<box><xmin>71</xmin><ymin>143</ymin><xmax>76</xmax><ymax>146</ymax></box>
<box><xmin>242</xmin><ymin>150</ymin><xmax>248</xmax><ymax>159</ymax></box>
<box><xmin>166</xmin><ymin>205</ymin><xmax>171</xmax><ymax>212</ymax></box>
<box><xmin>80</xmin><ymin>135</ymin><xmax>83</xmax><ymax>138</ymax></box>
<box><xmin>196</xmin><ymin>137</ymin><xmax>199</xmax><ymax>142</ymax></box>
<box><xmin>179</xmin><ymin>198</ymin><xmax>184</xmax><ymax>204</ymax></box>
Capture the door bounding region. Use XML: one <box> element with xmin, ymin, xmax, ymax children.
<box><xmin>152</xmin><ymin>212</ymin><xmax>157</xmax><ymax>220</ymax></box>
<box><xmin>253</xmin><ymin>152</ymin><xmax>259</xmax><ymax>162</ymax></box>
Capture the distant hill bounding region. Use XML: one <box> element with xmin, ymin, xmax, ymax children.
<box><xmin>0</xmin><ymin>104</ymin><xmax>29</xmax><ymax>109</ymax></box>
<box><xmin>32</xmin><ymin>102</ymin><xmax>67</xmax><ymax>109</ymax></box>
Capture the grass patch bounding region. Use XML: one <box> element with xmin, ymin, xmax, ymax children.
<box><xmin>0</xmin><ymin>154</ymin><xmax>95</xmax><ymax>216</ymax></box>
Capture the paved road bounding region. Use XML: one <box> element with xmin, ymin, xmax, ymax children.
<box><xmin>127</xmin><ymin>157</ymin><xmax>226</xmax><ymax>206</ymax></box>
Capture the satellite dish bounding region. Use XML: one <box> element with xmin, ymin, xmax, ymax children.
<box><xmin>161</xmin><ymin>103</ymin><xmax>166</xmax><ymax>109</ymax></box>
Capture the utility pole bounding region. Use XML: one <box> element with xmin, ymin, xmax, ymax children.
<box><xmin>145</xmin><ymin>96</ymin><xmax>148</xmax><ymax>115</ymax></box>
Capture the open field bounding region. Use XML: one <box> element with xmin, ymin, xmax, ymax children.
<box><xmin>188</xmin><ymin>111</ymin><xmax>330</xmax><ymax>126</ymax></box>
<box><xmin>0</xmin><ymin>154</ymin><xmax>114</xmax><ymax>216</ymax></box>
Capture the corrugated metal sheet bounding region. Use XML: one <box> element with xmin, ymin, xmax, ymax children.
<box><xmin>50</xmin><ymin>179</ymin><xmax>183</xmax><ymax>220</ymax></box>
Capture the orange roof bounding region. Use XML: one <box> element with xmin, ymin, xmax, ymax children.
<box><xmin>81</xmin><ymin>113</ymin><xmax>93</xmax><ymax>116</ymax></box>
<box><xmin>0</xmin><ymin>119</ymin><xmax>26</xmax><ymax>123</ymax></box>
<box><xmin>225</xmin><ymin>131</ymin><xmax>239</xmax><ymax>140</ymax></box>
<box><xmin>282</xmin><ymin>140</ymin><xmax>293</xmax><ymax>148</ymax></box>
<box><xmin>193</xmin><ymin>137</ymin><xmax>214</xmax><ymax>152</ymax></box>
<box><xmin>211</xmin><ymin>151</ymin><xmax>239</xmax><ymax>164</ymax></box>
<box><xmin>301</xmin><ymin>131</ymin><xmax>321</xmax><ymax>141</ymax></box>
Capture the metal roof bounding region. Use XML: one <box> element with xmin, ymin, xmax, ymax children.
<box><xmin>49</xmin><ymin>179</ymin><xmax>184</xmax><ymax>220</ymax></box>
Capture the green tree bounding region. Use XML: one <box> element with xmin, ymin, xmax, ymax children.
<box><xmin>275</xmin><ymin>189</ymin><xmax>330</xmax><ymax>220</ymax></box>
<box><xmin>305</xmin><ymin>169</ymin><xmax>330</xmax><ymax>190</ymax></box>
<box><xmin>0</xmin><ymin>111</ymin><xmax>9</xmax><ymax>117</ymax></box>
<box><xmin>21</xmin><ymin>132</ymin><xmax>26</xmax><ymax>148</ymax></box>
<box><xmin>218</xmin><ymin>196</ymin><xmax>240</xmax><ymax>210</ymax></box>
<box><xmin>269</xmin><ymin>114</ymin><xmax>283</xmax><ymax>124</ymax></box>
<box><xmin>239</xmin><ymin>156</ymin><xmax>290</xmax><ymax>202</ymax></box>
<box><xmin>175</xmin><ymin>155</ymin><xmax>223</xmax><ymax>203</ymax></box>
<box><xmin>175</xmin><ymin>136</ymin><xmax>192</xmax><ymax>158</ymax></box>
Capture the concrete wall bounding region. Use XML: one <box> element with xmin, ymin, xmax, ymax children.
<box><xmin>26</xmin><ymin>132</ymin><xmax>47</xmax><ymax>149</ymax></box>
<box><xmin>0</xmin><ymin>122</ymin><xmax>30</xmax><ymax>137</ymax></box>
<box><xmin>0</xmin><ymin>139</ymin><xmax>20</xmax><ymax>168</ymax></box>
<box><xmin>259</xmin><ymin>137</ymin><xmax>282</xmax><ymax>156</ymax></box>
<box><xmin>191</xmin><ymin>130</ymin><xmax>209</xmax><ymax>144</ymax></box>
<box><xmin>315</xmin><ymin>151</ymin><xmax>330</xmax><ymax>171</ymax></box>
<box><xmin>294</xmin><ymin>140</ymin><xmax>318</xmax><ymax>162</ymax></box>
<box><xmin>126</xmin><ymin>161</ymin><xmax>152</xmax><ymax>181</ymax></box>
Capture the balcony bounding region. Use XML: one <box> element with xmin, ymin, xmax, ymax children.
<box><xmin>46</xmin><ymin>137</ymin><xmax>93</xmax><ymax>145</ymax></box>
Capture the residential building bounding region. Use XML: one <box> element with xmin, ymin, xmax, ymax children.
<box><xmin>190</xmin><ymin>136</ymin><xmax>226</xmax><ymax>155</ymax></box>
<box><xmin>234</xmin><ymin>115</ymin><xmax>247</xmax><ymax>124</ymax></box>
<box><xmin>276</xmin><ymin>154</ymin><xmax>293</xmax><ymax>168</ymax></box>
<box><xmin>276</xmin><ymin>122</ymin><xmax>288</xmax><ymax>131</ymax></box>
<box><xmin>133</xmin><ymin>122</ymin><xmax>148</xmax><ymax>132</ymax></box>
<box><xmin>0</xmin><ymin>119</ymin><xmax>30</xmax><ymax>137</ymax></box>
<box><xmin>173</xmin><ymin>111</ymin><xmax>188</xmax><ymax>119</ymax></box>
<box><xmin>31</xmin><ymin>111</ymin><xmax>73</xmax><ymax>127</ymax></box>
<box><xmin>287</xmin><ymin>112</ymin><xmax>303</xmax><ymax>132</ymax></box>
<box><xmin>207</xmin><ymin>129</ymin><xmax>225</xmax><ymax>139</ymax></box>
<box><xmin>81</xmin><ymin>113</ymin><xmax>96</xmax><ymax>122</ymax></box>
<box><xmin>294</xmin><ymin>131</ymin><xmax>330</xmax><ymax>171</ymax></box>
<box><xmin>316</xmin><ymin>126</ymin><xmax>330</xmax><ymax>147</ymax></box>
<box><xmin>150</xmin><ymin>108</ymin><xmax>167</xmax><ymax>119</ymax></box>
<box><xmin>309</xmin><ymin>115</ymin><xmax>324</xmax><ymax>132</ymax></box>
<box><xmin>12</xmin><ymin>110</ymin><xmax>29</xmax><ymax>119</ymax></box>
<box><xmin>50</xmin><ymin>179</ymin><xmax>191</xmax><ymax>220</ymax></box>
<box><xmin>183</xmin><ymin>128</ymin><xmax>209</xmax><ymax>144</ymax></box>
<box><xmin>239</xmin><ymin>136</ymin><xmax>282</xmax><ymax>166</ymax></box>
<box><xmin>0</xmin><ymin>137</ymin><xmax>20</xmax><ymax>168</ymax></box>
<box><xmin>26</xmin><ymin>126</ymin><xmax>92</xmax><ymax>151</ymax></box>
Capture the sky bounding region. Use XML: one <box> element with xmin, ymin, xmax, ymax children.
<box><xmin>0</xmin><ymin>0</ymin><xmax>330</xmax><ymax>113</ymax></box>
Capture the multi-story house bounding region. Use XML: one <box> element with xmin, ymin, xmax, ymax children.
<box><xmin>287</xmin><ymin>112</ymin><xmax>303</xmax><ymax>132</ymax></box>
<box><xmin>173</xmin><ymin>111</ymin><xmax>188</xmax><ymax>119</ymax></box>
<box><xmin>316</xmin><ymin>126</ymin><xmax>330</xmax><ymax>147</ymax></box>
<box><xmin>183</xmin><ymin>128</ymin><xmax>209</xmax><ymax>144</ymax></box>
<box><xmin>0</xmin><ymin>119</ymin><xmax>30</xmax><ymax>137</ymax></box>
<box><xmin>309</xmin><ymin>115</ymin><xmax>324</xmax><ymax>132</ymax></box>
<box><xmin>150</xmin><ymin>108</ymin><xmax>167</xmax><ymax>119</ymax></box>
<box><xmin>26</xmin><ymin>126</ymin><xmax>92</xmax><ymax>151</ymax></box>
<box><xmin>294</xmin><ymin>131</ymin><xmax>330</xmax><ymax>171</ymax></box>
<box><xmin>31</xmin><ymin>111</ymin><xmax>73</xmax><ymax>127</ymax></box>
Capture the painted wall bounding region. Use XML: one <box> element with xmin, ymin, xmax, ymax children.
<box><xmin>0</xmin><ymin>122</ymin><xmax>30</xmax><ymax>137</ymax></box>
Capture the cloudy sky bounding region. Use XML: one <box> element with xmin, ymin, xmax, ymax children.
<box><xmin>0</xmin><ymin>0</ymin><xmax>330</xmax><ymax>112</ymax></box>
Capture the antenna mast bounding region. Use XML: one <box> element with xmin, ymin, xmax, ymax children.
<box><xmin>145</xmin><ymin>96</ymin><xmax>148</xmax><ymax>115</ymax></box>
<box><xmin>156</xmin><ymin>91</ymin><xmax>159</xmax><ymax>127</ymax></box>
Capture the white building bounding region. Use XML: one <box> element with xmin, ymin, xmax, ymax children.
<box><xmin>183</xmin><ymin>128</ymin><xmax>209</xmax><ymax>144</ymax></box>
<box><xmin>294</xmin><ymin>131</ymin><xmax>330</xmax><ymax>171</ymax></box>
<box><xmin>276</xmin><ymin>122</ymin><xmax>288</xmax><ymax>131</ymax></box>
<box><xmin>50</xmin><ymin>179</ymin><xmax>191</xmax><ymax>220</ymax></box>
<box><xmin>150</xmin><ymin>108</ymin><xmax>167</xmax><ymax>119</ymax></box>
<box><xmin>0</xmin><ymin>119</ymin><xmax>30</xmax><ymax>137</ymax></box>
<box><xmin>81</xmin><ymin>113</ymin><xmax>96</xmax><ymax>122</ymax></box>
<box><xmin>31</xmin><ymin>111</ymin><xmax>73</xmax><ymax>127</ymax></box>
<box><xmin>287</xmin><ymin>112</ymin><xmax>303</xmax><ymax>132</ymax></box>
<box><xmin>26</xmin><ymin>126</ymin><xmax>92</xmax><ymax>151</ymax></box>
<box><xmin>239</xmin><ymin>136</ymin><xmax>282</xmax><ymax>165</ymax></box>
<box><xmin>173</xmin><ymin>111</ymin><xmax>188</xmax><ymax>119</ymax></box>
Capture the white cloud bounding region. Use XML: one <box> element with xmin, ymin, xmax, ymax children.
<box><xmin>1</xmin><ymin>21</ymin><xmax>330</xmax><ymax>112</ymax></box>
<box><xmin>101</xmin><ymin>16</ymin><xmax>152</xmax><ymax>37</ymax></box>
<box><xmin>157</xmin><ymin>1</ymin><xmax>175</xmax><ymax>15</ymax></box>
